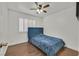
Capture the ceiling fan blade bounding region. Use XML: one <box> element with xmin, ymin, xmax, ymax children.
<box><xmin>35</xmin><ymin>2</ymin><xmax>38</xmax><ymax>6</ymax></box>
<box><xmin>43</xmin><ymin>10</ymin><xmax>47</xmax><ymax>13</ymax></box>
<box><xmin>43</xmin><ymin>4</ymin><xmax>50</xmax><ymax>8</ymax></box>
<box><xmin>39</xmin><ymin>5</ymin><xmax>42</xmax><ymax>8</ymax></box>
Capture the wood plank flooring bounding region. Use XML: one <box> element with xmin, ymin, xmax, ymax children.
<box><xmin>5</xmin><ymin>42</ymin><xmax>78</xmax><ymax>56</ymax></box>
<box><xmin>57</xmin><ymin>47</ymin><xmax>79</xmax><ymax>56</ymax></box>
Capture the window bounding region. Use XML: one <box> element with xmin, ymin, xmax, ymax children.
<box><xmin>19</xmin><ymin>18</ymin><xmax>24</xmax><ymax>32</ymax></box>
<box><xmin>19</xmin><ymin>18</ymin><xmax>36</xmax><ymax>32</ymax></box>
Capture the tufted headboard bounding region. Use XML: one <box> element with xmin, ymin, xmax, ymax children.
<box><xmin>28</xmin><ymin>27</ymin><xmax>44</xmax><ymax>41</ymax></box>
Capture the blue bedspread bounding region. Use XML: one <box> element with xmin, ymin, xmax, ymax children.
<box><xmin>30</xmin><ymin>34</ymin><xmax>65</xmax><ymax>56</ymax></box>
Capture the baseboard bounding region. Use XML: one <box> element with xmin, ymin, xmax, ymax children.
<box><xmin>8</xmin><ymin>40</ymin><xmax>28</xmax><ymax>46</ymax></box>
<box><xmin>65</xmin><ymin>45</ymin><xmax>79</xmax><ymax>52</ymax></box>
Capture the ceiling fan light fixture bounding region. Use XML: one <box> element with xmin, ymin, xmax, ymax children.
<box><xmin>40</xmin><ymin>9</ymin><xmax>43</xmax><ymax>12</ymax></box>
<box><xmin>36</xmin><ymin>9</ymin><xmax>43</xmax><ymax>14</ymax></box>
<box><xmin>30</xmin><ymin>2</ymin><xmax>50</xmax><ymax>14</ymax></box>
<box><xmin>37</xmin><ymin>9</ymin><xmax>40</xmax><ymax>12</ymax></box>
<box><xmin>36</xmin><ymin>9</ymin><xmax>40</xmax><ymax>14</ymax></box>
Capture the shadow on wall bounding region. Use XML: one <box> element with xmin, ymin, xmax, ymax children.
<box><xmin>76</xmin><ymin>2</ymin><xmax>79</xmax><ymax>21</ymax></box>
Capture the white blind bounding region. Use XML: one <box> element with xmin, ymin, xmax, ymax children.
<box><xmin>24</xmin><ymin>18</ymin><xmax>28</xmax><ymax>32</ymax></box>
<box><xmin>19</xmin><ymin>18</ymin><xmax>24</xmax><ymax>32</ymax></box>
<box><xmin>19</xmin><ymin>18</ymin><xmax>36</xmax><ymax>32</ymax></box>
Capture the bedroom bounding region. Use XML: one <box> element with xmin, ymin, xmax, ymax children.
<box><xmin>0</xmin><ymin>2</ymin><xmax>79</xmax><ymax>56</ymax></box>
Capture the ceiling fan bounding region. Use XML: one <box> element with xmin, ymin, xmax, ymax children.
<box><xmin>30</xmin><ymin>2</ymin><xmax>50</xmax><ymax>14</ymax></box>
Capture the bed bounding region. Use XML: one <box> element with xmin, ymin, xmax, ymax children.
<box><xmin>28</xmin><ymin>27</ymin><xmax>65</xmax><ymax>56</ymax></box>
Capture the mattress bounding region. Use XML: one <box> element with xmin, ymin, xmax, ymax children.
<box><xmin>30</xmin><ymin>34</ymin><xmax>65</xmax><ymax>56</ymax></box>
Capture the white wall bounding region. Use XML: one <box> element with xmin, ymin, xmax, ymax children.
<box><xmin>0</xmin><ymin>3</ymin><xmax>43</xmax><ymax>46</ymax></box>
<box><xmin>78</xmin><ymin>18</ymin><xmax>79</xmax><ymax>51</ymax></box>
<box><xmin>0</xmin><ymin>3</ymin><xmax>8</xmax><ymax>44</ymax></box>
<box><xmin>44</xmin><ymin>6</ymin><xmax>79</xmax><ymax>51</ymax></box>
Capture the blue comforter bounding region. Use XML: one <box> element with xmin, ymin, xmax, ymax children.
<box><xmin>30</xmin><ymin>34</ymin><xmax>65</xmax><ymax>56</ymax></box>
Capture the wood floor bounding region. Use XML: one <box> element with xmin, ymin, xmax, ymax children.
<box><xmin>5</xmin><ymin>42</ymin><xmax>79</xmax><ymax>56</ymax></box>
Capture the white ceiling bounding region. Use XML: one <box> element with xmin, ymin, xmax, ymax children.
<box><xmin>8</xmin><ymin>2</ymin><xmax>76</xmax><ymax>18</ymax></box>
